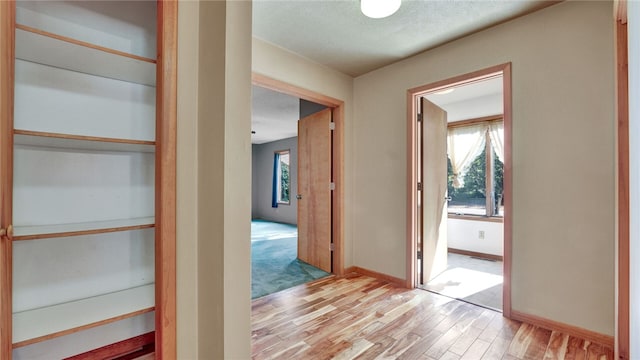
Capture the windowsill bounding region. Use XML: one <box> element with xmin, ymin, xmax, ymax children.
<box><xmin>277</xmin><ymin>202</ymin><xmax>291</xmax><ymax>206</ymax></box>
<box><xmin>447</xmin><ymin>214</ymin><xmax>503</xmax><ymax>223</ymax></box>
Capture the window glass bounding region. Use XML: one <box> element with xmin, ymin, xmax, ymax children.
<box><xmin>447</xmin><ymin>148</ymin><xmax>486</xmax><ymax>215</ymax></box>
<box><xmin>493</xmin><ymin>152</ymin><xmax>504</xmax><ymax>216</ymax></box>
<box><xmin>277</xmin><ymin>152</ymin><xmax>290</xmax><ymax>204</ymax></box>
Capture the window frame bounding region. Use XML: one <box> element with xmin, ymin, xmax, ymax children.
<box><xmin>447</xmin><ymin>117</ymin><xmax>503</xmax><ymax>221</ymax></box>
<box><xmin>275</xmin><ymin>149</ymin><xmax>291</xmax><ymax>205</ymax></box>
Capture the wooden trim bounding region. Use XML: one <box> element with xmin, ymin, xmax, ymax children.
<box><xmin>448</xmin><ymin>247</ymin><xmax>503</xmax><ymax>261</ymax></box>
<box><xmin>406</xmin><ymin>89</ymin><xmax>418</xmax><ymax>289</ymax></box>
<box><xmin>16</xmin><ymin>24</ymin><xmax>156</xmax><ymax>64</ymax></box>
<box><xmin>13</xmin><ymin>307</ymin><xmax>155</xmax><ymax>348</ymax></box>
<box><xmin>252</xmin><ymin>73</ymin><xmax>345</xmax><ymax>276</ymax></box>
<box><xmin>406</xmin><ymin>63</ymin><xmax>513</xmax><ymax>317</ymax></box>
<box><xmin>615</xmin><ymin>0</ymin><xmax>627</xmax><ymax>24</ymax></box>
<box><xmin>447</xmin><ymin>214</ymin><xmax>503</xmax><ymax>223</ymax></box>
<box><xmin>155</xmin><ymin>1</ymin><xmax>178</xmax><ymax>359</ymax></box>
<box><xmin>344</xmin><ymin>266</ymin><xmax>407</xmax><ymax>288</ymax></box>
<box><xmin>447</xmin><ymin>114</ymin><xmax>503</xmax><ymax>128</ymax></box>
<box><xmin>511</xmin><ymin>310</ymin><xmax>614</xmax><ymax>348</ymax></box>
<box><xmin>63</xmin><ymin>332</ymin><xmax>155</xmax><ymax>360</ymax></box>
<box><xmin>14</xmin><ymin>130</ymin><xmax>156</xmax><ymax>146</ymax></box>
<box><xmin>502</xmin><ymin>63</ymin><xmax>513</xmax><ymax>318</ymax></box>
<box><xmin>13</xmin><ymin>223</ymin><xmax>155</xmax><ymax>241</ymax></box>
<box><xmin>121</xmin><ymin>351</ymin><xmax>155</xmax><ymax>360</ymax></box>
<box><xmin>615</xmin><ymin>18</ymin><xmax>630</xmax><ymax>360</ymax></box>
<box><xmin>332</xmin><ymin>103</ymin><xmax>345</xmax><ymax>275</ymax></box>
<box><xmin>0</xmin><ymin>1</ymin><xmax>14</xmax><ymax>357</ymax></box>
<box><xmin>252</xmin><ymin>73</ymin><xmax>342</xmax><ymax>108</ymax></box>
<box><xmin>408</xmin><ymin>65</ymin><xmax>506</xmax><ymax>96</ymax></box>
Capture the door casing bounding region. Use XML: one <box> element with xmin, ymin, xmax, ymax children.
<box><xmin>252</xmin><ymin>73</ymin><xmax>345</xmax><ymax>275</ymax></box>
<box><xmin>406</xmin><ymin>63</ymin><xmax>513</xmax><ymax>317</ymax></box>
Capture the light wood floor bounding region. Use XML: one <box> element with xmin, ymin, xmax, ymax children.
<box><xmin>251</xmin><ymin>274</ymin><xmax>613</xmax><ymax>360</ymax></box>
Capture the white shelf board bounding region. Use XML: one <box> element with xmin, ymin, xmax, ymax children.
<box><xmin>15</xmin><ymin>27</ymin><xmax>156</xmax><ymax>86</ymax></box>
<box><xmin>13</xmin><ymin>284</ymin><xmax>155</xmax><ymax>345</ymax></box>
<box><xmin>14</xmin><ymin>217</ymin><xmax>155</xmax><ymax>239</ymax></box>
<box><xmin>14</xmin><ymin>133</ymin><xmax>156</xmax><ymax>153</ymax></box>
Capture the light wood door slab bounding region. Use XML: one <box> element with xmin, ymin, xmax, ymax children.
<box><xmin>421</xmin><ymin>98</ymin><xmax>448</xmax><ymax>281</ymax></box>
<box><xmin>297</xmin><ymin>108</ymin><xmax>332</xmax><ymax>273</ymax></box>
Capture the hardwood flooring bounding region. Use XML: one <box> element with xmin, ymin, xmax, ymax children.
<box><xmin>251</xmin><ymin>274</ymin><xmax>613</xmax><ymax>360</ymax></box>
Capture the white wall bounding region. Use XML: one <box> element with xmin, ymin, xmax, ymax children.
<box><xmin>176</xmin><ymin>1</ymin><xmax>252</xmax><ymax>359</ymax></box>
<box><xmin>628</xmin><ymin>0</ymin><xmax>639</xmax><ymax>356</ymax></box>
<box><xmin>448</xmin><ymin>219</ymin><xmax>503</xmax><ymax>257</ymax></box>
<box><xmin>252</xmin><ymin>137</ymin><xmax>298</xmax><ymax>224</ymax></box>
<box><xmin>252</xmin><ymin>38</ymin><xmax>355</xmax><ymax>268</ymax></box>
<box><xmin>353</xmin><ymin>1</ymin><xmax>614</xmax><ymax>336</ymax></box>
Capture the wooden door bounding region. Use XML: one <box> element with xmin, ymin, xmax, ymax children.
<box><xmin>297</xmin><ymin>108</ymin><xmax>332</xmax><ymax>273</ymax></box>
<box><xmin>421</xmin><ymin>98</ymin><xmax>448</xmax><ymax>282</ymax></box>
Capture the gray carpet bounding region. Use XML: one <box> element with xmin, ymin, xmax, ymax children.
<box><xmin>251</xmin><ymin>219</ymin><xmax>330</xmax><ymax>299</ymax></box>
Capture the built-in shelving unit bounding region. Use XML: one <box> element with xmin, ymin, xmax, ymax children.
<box><xmin>0</xmin><ymin>1</ymin><xmax>177</xmax><ymax>358</ymax></box>
<box><xmin>15</xmin><ymin>25</ymin><xmax>156</xmax><ymax>86</ymax></box>
<box><xmin>13</xmin><ymin>284</ymin><xmax>155</xmax><ymax>348</ymax></box>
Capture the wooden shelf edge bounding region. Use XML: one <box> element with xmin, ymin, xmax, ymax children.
<box><xmin>14</xmin><ymin>129</ymin><xmax>156</xmax><ymax>146</ymax></box>
<box><xmin>16</xmin><ymin>24</ymin><xmax>156</xmax><ymax>65</ymax></box>
<box><xmin>64</xmin><ymin>331</ymin><xmax>155</xmax><ymax>360</ymax></box>
<box><xmin>13</xmin><ymin>223</ymin><xmax>155</xmax><ymax>241</ymax></box>
<box><xmin>12</xmin><ymin>307</ymin><xmax>155</xmax><ymax>349</ymax></box>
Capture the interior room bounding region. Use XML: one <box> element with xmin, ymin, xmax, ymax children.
<box><xmin>418</xmin><ymin>76</ymin><xmax>505</xmax><ymax>312</ymax></box>
<box><xmin>0</xmin><ymin>0</ymin><xmax>637</xmax><ymax>359</ymax></box>
<box><xmin>250</xmin><ymin>85</ymin><xmax>329</xmax><ymax>299</ymax></box>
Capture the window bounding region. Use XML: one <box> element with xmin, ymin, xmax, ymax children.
<box><xmin>275</xmin><ymin>150</ymin><xmax>290</xmax><ymax>205</ymax></box>
<box><xmin>447</xmin><ymin>120</ymin><xmax>503</xmax><ymax>217</ymax></box>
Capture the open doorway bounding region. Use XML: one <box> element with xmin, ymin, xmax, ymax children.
<box><xmin>250</xmin><ymin>84</ymin><xmax>337</xmax><ymax>299</ymax></box>
<box><xmin>407</xmin><ymin>64</ymin><xmax>512</xmax><ymax>315</ymax></box>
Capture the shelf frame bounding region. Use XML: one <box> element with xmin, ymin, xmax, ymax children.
<box><xmin>0</xmin><ymin>0</ymin><xmax>178</xmax><ymax>357</ymax></box>
<box><xmin>12</xmin><ymin>284</ymin><xmax>155</xmax><ymax>348</ymax></box>
<box><xmin>16</xmin><ymin>24</ymin><xmax>156</xmax><ymax>65</ymax></box>
<box><xmin>155</xmin><ymin>1</ymin><xmax>178</xmax><ymax>358</ymax></box>
<box><xmin>13</xmin><ymin>217</ymin><xmax>155</xmax><ymax>241</ymax></box>
<box><xmin>15</xmin><ymin>24</ymin><xmax>156</xmax><ymax>86</ymax></box>
<box><xmin>14</xmin><ymin>130</ymin><xmax>156</xmax><ymax>153</ymax></box>
<box><xmin>0</xmin><ymin>0</ymin><xmax>15</xmax><ymax>356</ymax></box>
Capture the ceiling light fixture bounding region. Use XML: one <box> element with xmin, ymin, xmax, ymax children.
<box><xmin>361</xmin><ymin>0</ymin><xmax>401</xmax><ymax>19</ymax></box>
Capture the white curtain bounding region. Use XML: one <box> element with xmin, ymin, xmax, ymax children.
<box><xmin>447</xmin><ymin>124</ymin><xmax>487</xmax><ymax>188</ymax></box>
<box><xmin>488</xmin><ymin>122</ymin><xmax>504</xmax><ymax>162</ymax></box>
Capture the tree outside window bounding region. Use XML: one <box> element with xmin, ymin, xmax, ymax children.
<box><xmin>447</xmin><ymin>121</ymin><xmax>503</xmax><ymax>217</ymax></box>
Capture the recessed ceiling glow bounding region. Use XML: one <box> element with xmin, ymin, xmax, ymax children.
<box><xmin>434</xmin><ymin>88</ymin><xmax>455</xmax><ymax>95</ymax></box>
<box><xmin>361</xmin><ymin>0</ymin><xmax>401</xmax><ymax>19</ymax></box>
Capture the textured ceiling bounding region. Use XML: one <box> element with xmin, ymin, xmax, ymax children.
<box><xmin>253</xmin><ymin>0</ymin><xmax>556</xmax><ymax>77</ymax></box>
<box><xmin>253</xmin><ymin>77</ymin><xmax>503</xmax><ymax>144</ymax></box>
<box><xmin>252</xmin><ymin>85</ymin><xmax>299</xmax><ymax>144</ymax></box>
<box><xmin>424</xmin><ymin>76</ymin><xmax>503</xmax><ymax>122</ymax></box>
<box><xmin>252</xmin><ymin>1</ymin><xmax>543</xmax><ymax>141</ymax></box>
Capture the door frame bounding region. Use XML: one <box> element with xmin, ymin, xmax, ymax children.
<box><xmin>406</xmin><ymin>63</ymin><xmax>513</xmax><ymax>317</ymax></box>
<box><xmin>614</xmin><ymin>1</ymin><xmax>629</xmax><ymax>358</ymax></box>
<box><xmin>252</xmin><ymin>73</ymin><xmax>345</xmax><ymax>275</ymax></box>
